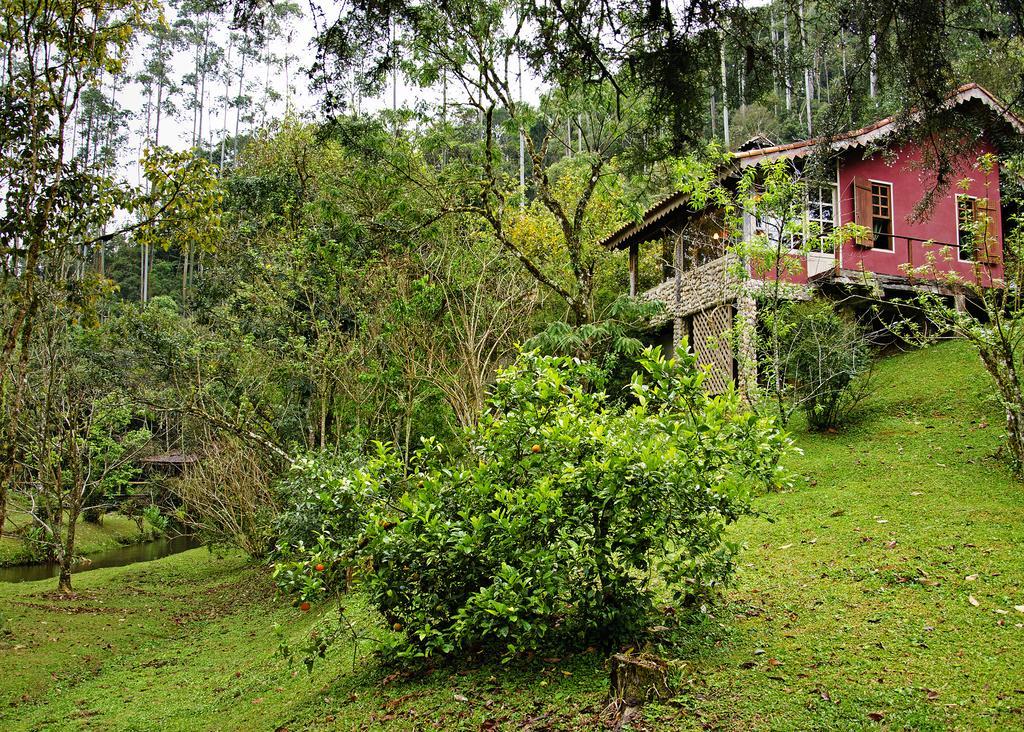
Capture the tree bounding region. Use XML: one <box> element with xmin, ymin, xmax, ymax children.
<box><xmin>12</xmin><ymin>289</ymin><xmax>151</xmax><ymax>592</ymax></box>
<box><xmin>301</xmin><ymin>0</ymin><xmax>1024</xmax><ymax>159</ymax></box>
<box><xmin>0</xmin><ymin>0</ymin><xmax>156</xmax><ymax>539</ymax></box>
<box><xmin>312</xmin><ymin>2</ymin><xmax>656</xmax><ymax>327</ymax></box>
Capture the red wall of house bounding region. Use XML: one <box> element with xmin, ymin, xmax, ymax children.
<box><xmin>836</xmin><ymin>139</ymin><xmax>1004</xmax><ymax>285</ymax></box>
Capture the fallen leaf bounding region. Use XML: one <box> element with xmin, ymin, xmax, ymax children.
<box><xmin>966</xmin><ymin>574</ymin><xmax>978</xmax><ymax>581</ymax></box>
<box><xmin>876</xmin><ymin>519</ymin><xmax>889</xmax><ymax>524</ymax></box>
<box><xmin>768</xmin><ymin>658</ymin><xmax>783</xmax><ymax>667</ymax></box>
<box><xmin>868</xmin><ymin>711</ymin><xmax>885</xmax><ymax>722</ymax></box>
<box><xmin>968</xmin><ymin>595</ymin><xmax>980</xmax><ymax>607</ymax></box>
<box><xmin>779</xmin><ymin>544</ymin><xmax>793</xmax><ymax>550</ymax></box>
<box><xmin>995</xmin><ymin>609</ymin><xmax>1009</xmax><ymax>615</ymax></box>
<box><xmin>885</xmin><ymin>540</ymin><xmax>897</xmax><ymax>549</ymax></box>
<box><xmin>453</xmin><ymin>693</ymin><xmax>469</xmax><ymax>703</ymax></box>
<box><xmin>926</xmin><ymin>689</ymin><xmax>939</xmax><ymax>700</ymax></box>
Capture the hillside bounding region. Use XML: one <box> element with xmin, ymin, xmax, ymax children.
<box><xmin>1</xmin><ymin>341</ymin><xmax>1022</xmax><ymax>731</ymax></box>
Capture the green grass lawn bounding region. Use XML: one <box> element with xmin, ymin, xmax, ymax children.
<box><xmin>1</xmin><ymin>513</ymin><xmax>158</xmax><ymax>567</ymax></box>
<box><xmin>2</xmin><ymin>341</ymin><xmax>1023</xmax><ymax>730</ymax></box>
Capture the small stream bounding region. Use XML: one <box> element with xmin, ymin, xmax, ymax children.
<box><xmin>0</xmin><ymin>535</ymin><xmax>203</xmax><ymax>583</ymax></box>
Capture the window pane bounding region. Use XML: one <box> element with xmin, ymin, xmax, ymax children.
<box><xmin>958</xmin><ymin>195</ymin><xmax>975</xmax><ymax>260</ymax></box>
<box><xmin>869</xmin><ymin>183</ymin><xmax>893</xmax><ymax>249</ymax></box>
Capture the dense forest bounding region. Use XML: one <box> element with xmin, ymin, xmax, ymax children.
<box><xmin>5</xmin><ymin>1</ymin><xmax>1024</xmax><ymax>720</ymax></box>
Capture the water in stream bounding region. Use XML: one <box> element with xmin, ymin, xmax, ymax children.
<box><xmin>0</xmin><ymin>535</ymin><xmax>202</xmax><ymax>583</ymax></box>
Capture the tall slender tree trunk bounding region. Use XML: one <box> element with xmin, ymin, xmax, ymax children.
<box><xmin>220</xmin><ymin>36</ymin><xmax>232</xmax><ymax>170</ymax></box>
<box><xmin>233</xmin><ymin>42</ymin><xmax>246</xmax><ymax>164</ymax></box>
<box><xmin>196</xmin><ymin>15</ymin><xmax>210</xmax><ymax>148</ymax></box>
<box><xmin>783</xmin><ymin>16</ymin><xmax>792</xmax><ymax>111</ymax></box>
<box><xmin>720</xmin><ymin>35</ymin><xmax>730</xmax><ymax>148</ymax></box>
<box><xmin>869</xmin><ymin>34</ymin><xmax>878</xmax><ymax>98</ymax></box>
<box><xmin>799</xmin><ymin>0</ymin><xmax>812</xmax><ymax>135</ymax></box>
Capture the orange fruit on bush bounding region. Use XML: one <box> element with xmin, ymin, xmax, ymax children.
<box><xmin>315</xmin><ymin>564</ymin><xmax>325</xmax><ymax>572</ymax></box>
<box><xmin>531</xmin><ymin>444</ymin><xmax>541</xmax><ymax>453</ymax></box>
<box><xmin>299</xmin><ymin>601</ymin><xmax>311</xmax><ymax>612</ymax></box>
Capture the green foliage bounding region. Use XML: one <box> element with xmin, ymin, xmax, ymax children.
<box><xmin>84</xmin><ymin>397</ymin><xmax>152</xmax><ymax>504</ymax></box>
<box><xmin>133</xmin><ymin>147</ymin><xmax>225</xmax><ymax>257</ymax></box>
<box><xmin>142</xmin><ymin>505</ymin><xmax>169</xmax><ymax>534</ymax></box>
<box><xmin>781</xmin><ymin>302</ymin><xmax>873</xmax><ymax>431</ymax></box>
<box><xmin>278</xmin><ymin>349</ymin><xmax>791</xmax><ymax>661</ymax></box>
<box><xmin>271</xmin><ymin>448</ymin><xmax>381</xmax><ymax>602</ymax></box>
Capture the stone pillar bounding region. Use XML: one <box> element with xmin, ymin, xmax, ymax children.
<box><xmin>672</xmin><ymin>316</ymin><xmax>685</xmax><ymax>356</ymax></box>
<box><xmin>628</xmin><ymin>242</ymin><xmax>638</xmax><ymax>297</ymax></box>
<box><xmin>734</xmin><ymin>292</ymin><xmax>758</xmax><ymax>402</ymax></box>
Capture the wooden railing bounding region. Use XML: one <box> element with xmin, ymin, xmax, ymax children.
<box><xmin>851</xmin><ymin>233</ymin><xmax>997</xmax><ymax>271</ymax></box>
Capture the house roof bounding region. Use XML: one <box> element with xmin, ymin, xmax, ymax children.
<box><xmin>601</xmin><ymin>83</ymin><xmax>1024</xmax><ymax>251</ymax></box>
<box><xmin>732</xmin><ymin>83</ymin><xmax>1024</xmax><ymax>166</ymax></box>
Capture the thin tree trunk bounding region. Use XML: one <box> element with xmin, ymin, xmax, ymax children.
<box><xmin>196</xmin><ymin>14</ymin><xmax>210</xmax><ymax>148</ymax></box>
<box><xmin>233</xmin><ymin>38</ymin><xmax>246</xmax><ymax>164</ymax></box>
<box><xmin>57</xmin><ymin>487</ymin><xmax>82</xmax><ymax>593</ymax></box>
<box><xmin>720</xmin><ymin>35</ymin><xmax>730</xmax><ymax>148</ymax></box>
<box><xmin>783</xmin><ymin>15</ymin><xmax>792</xmax><ymax>111</ymax></box>
<box><xmin>799</xmin><ymin>1</ymin><xmax>812</xmax><ymax>135</ymax></box>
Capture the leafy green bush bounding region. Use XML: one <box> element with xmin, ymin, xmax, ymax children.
<box><xmin>276</xmin><ymin>348</ymin><xmax>791</xmax><ymax>660</ymax></box>
<box><xmin>271</xmin><ymin>449</ymin><xmax>385</xmax><ymax>600</ymax></box>
<box><xmin>783</xmin><ymin>303</ymin><xmax>873</xmax><ymax>431</ymax></box>
<box><xmin>142</xmin><ymin>505</ymin><xmax>169</xmax><ymax>534</ymax></box>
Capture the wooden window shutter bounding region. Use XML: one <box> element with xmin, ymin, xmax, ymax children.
<box><xmin>976</xmin><ymin>201</ymin><xmax>1000</xmax><ymax>264</ymax></box>
<box><xmin>852</xmin><ymin>177</ymin><xmax>874</xmax><ymax>247</ymax></box>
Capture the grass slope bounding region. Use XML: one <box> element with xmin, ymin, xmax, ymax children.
<box><xmin>2</xmin><ymin>341</ymin><xmax>1023</xmax><ymax>731</ymax></box>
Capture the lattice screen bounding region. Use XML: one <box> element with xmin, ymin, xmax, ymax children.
<box><xmin>688</xmin><ymin>304</ymin><xmax>735</xmax><ymax>393</ymax></box>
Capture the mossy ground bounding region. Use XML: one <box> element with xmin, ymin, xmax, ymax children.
<box><xmin>2</xmin><ymin>341</ymin><xmax>1023</xmax><ymax>730</ymax></box>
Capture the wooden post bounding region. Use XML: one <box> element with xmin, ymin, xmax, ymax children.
<box><xmin>673</xmin><ymin>233</ymin><xmax>683</xmax><ymax>351</ymax></box>
<box><xmin>628</xmin><ymin>242</ymin><xmax>638</xmax><ymax>297</ymax></box>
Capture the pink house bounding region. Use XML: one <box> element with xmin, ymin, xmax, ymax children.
<box><xmin>602</xmin><ymin>83</ymin><xmax>1023</xmax><ymax>392</ymax></box>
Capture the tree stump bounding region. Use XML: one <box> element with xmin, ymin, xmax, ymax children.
<box><xmin>608</xmin><ymin>653</ymin><xmax>671</xmax><ymax>706</ymax></box>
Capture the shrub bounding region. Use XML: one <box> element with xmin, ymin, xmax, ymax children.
<box><xmin>171</xmin><ymin>439</ymin><xmax>280</xmax><ymax>558</ymax></box>
<box><xmin>782</xmin><ymin>302</ymin><xmax>873</xmax><ymax>430</ymax></box>
<box><xmin>272</xmin><ymin>449</ymin><xmax>383</xmax><ymax>599</ymax></box>
<box><xmin>142</xmin><ymin>505</ymin><xmax>169</xmax><ymax>534</ymax></box>
<box><xmin>277</xmin><ymin>348</ymin><xmax>792</xmax><ymax>660</ymax></box>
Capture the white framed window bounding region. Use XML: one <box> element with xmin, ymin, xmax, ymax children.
<box><xmin>870</xmin><ymin>182</ymin><xmax>894</xmax><ymax>250</ymax></box>
<box><xmin>956</xmin><ymin>194</ymin><xmax>977</xmax><ymax>262</ymax></box>
<box><xmin>805</xmin><ymin>184</ymin><xmax>837</xmax><ymax>253</ymax></box>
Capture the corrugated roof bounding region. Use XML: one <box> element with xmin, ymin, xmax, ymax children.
<box><xmin>601</xmin><ymin>83</ymin><xmax>1024</xmax><ymax>250</ymax></box>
